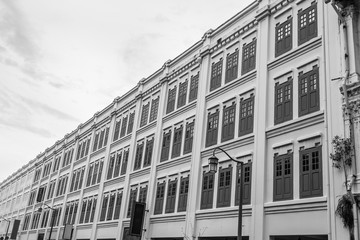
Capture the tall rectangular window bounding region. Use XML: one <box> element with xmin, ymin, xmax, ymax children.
<box><xmin>189</xmin><ymin>73</ymin><xmax>199</xmax><ymax>102</ymax></box>
<box><xmin>140</xmin><ymin>103</ymin><xmax>150</xmax><ymax>127</ymax></box>
<box><xmin>298</xmin><ymin>66</ymin><xmax>320</xmax><ymax>116</ymax></box>
<box><xmin>107</xmin><ymin>153</ymin><xmax>116</xmax><ymax>180</ymax></box>
<box><xmin>165</xmin><ymin>179</ymin><xmax>177</xmax><ymax>213</ymax></box>
<box><xmin>120</xmin><ymin>116</ymin><xmax>128</xmax><ymax>138</ymax></box>
<box><xmin>225</xmin><ymin>50</ymin><xmax>239</xmax><ymax>83</ymax></box>
<box><xmin>273</xmin><ymin>153</ymin><xmax>293</xmax><ymax>201</ymax></box>
<box><xmin>172</xmin><ymin>126</ymin><xmax>183</xmax><ymax>158</ymax></box>
<box><xmin>217</xmin><ymin>167</ymin><xmax>232</xmax><ymax>207</ymax></box>
<box><xmin>127</xmin><ymin>112</ymin><xmax>135</xmax><ymax>134</ymax></box>
<box><xmin>177</xmin><ymin>80</ymin><xmax>188</xmax><ymax>108</ymax></box>
<box><xmin>160</xmin><ymin>131</ymin><xmax>171</xmax><ymax>162</ymax></box>
<box><xmin>143</xmin><ymin>138</ymin><xmax>154</xmax><ymax>168</ymax></box>
<box><xmin>154</xmin><ymin>182</ymin><xmax>165</xmax><ymax>215</ymax></box>
<box><xmin>127</xmin><ymin>188</ymin><xmax>138</xmax><ymax>218</ymax></box>
<box><xmin>133</xmin><ymin>143</ymin><xmax>144</xmax><ymax>171</ymax></box>
<box><xmin>149</xmin><ymin>97</ymin><xmax>159</xmax><ymax>123</ymax></box>
<box><xmin>177</xmin><ymin>176</ymin><xmax>189</xmax><ymax>212</ymax></box>
<box><xmin>206</xmin><ymin>111</ymin><xmax>219</xmax><ymax>147</ymax></box>
<box><xmin>239</xmin><ymin>96</ymin><xmax>254</xmax><ymax>137</ymax></box>
<box><xmin>121</xmin><ymin>150</ymin><xmax>129</xmax><ymax>175</ymax></box>
<box><xmin>275</xmin><ymin>18</ymin><xmax>292</xmax><ymax>57</ymax></box>
<box><xmin>113</xmin><ymin>191</ymin><xmax>122</xmax><ymax>220</ymax></box>
<box><xmin>222</xmin><ymin>103</ymin><xmax>236</xmax><ymax>142</ymax></box>
<box><xmin>200</xmin><ymin>171</ymin><xmax>214</xmax><ymax>209</ymax></box>
<box><xmin>210</xmin><ymin>59</ymin><xmax>223</xmax><ymax>91</ymax></box>
<box><xmin>166</xmin><ymin>87</ymin><xmax>177</xmax><ymax>114</ymax></box>
<box><xmin>298</xmin><ymin>3</ymin><xmax>317</xmax><ymax>45</ymax></box>
<box><xmin>113</xmin><ymin>151</ymin><xmax>122</xmax><ymax>178</ymax></box>
<box><xmin>235</xmin><ymin>162</ymin><xmax>252</xmax><ymax>205</ymax></box>
<box><xmin>106</xmin><ymin>193</ymin><xmax>116</xmax><ymax>221</ymax></box>
<box><xmin>300</xmin><ymin>146</ymin><xmax>322</xmax><ymax>198</ymax></box>
<box><xmin>113</xmin><ymin>119</ymin><xmax>121</xmax><ymax>141</ymax></box>
<box><xmin>86</xmin><ymin>159</ymin><xmax>103</xmax><ymax>187</ymax></box>
<box><xmin>139</xmin><ymin>186</ymin><xmax>147</xmax><ymax>203</ymax></box>
<box><xmin>100</xmin><ymin>195</ymin><xmax>108</xmax><ymax>221</ymax></box>
<box><xmin>274</xmin><ymin>79</ymin><xmax>293</xmax><ymax>124</ymax></box>
<box><xmin>242</xmin><ymin>40</ymin><xmax>256</xmax><ymax>75</ymax></box>
<box><xmin>183</xmin><ymin>121</ymin><xmax>194</xmax><ymax>154</ymax></box>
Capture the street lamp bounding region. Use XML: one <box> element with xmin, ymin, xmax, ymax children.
<box><xmin>37</xmin><ymin>203</ymin><xmax>57</xmax><ymax>240</ymax></box>
<box><xmin>0</xmin><ymin>217</ymin><xmax>10</xmax><ymax>240</ymax></box>
<box><xmin>208</xmin><ymin>147</ymin><xmax>244</xmax><ymax>240</ymax></box>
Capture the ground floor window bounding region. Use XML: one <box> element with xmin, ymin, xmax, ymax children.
<box><xmin>270</xmin><ymin>235</ymin><xmax>327</xmax><ymax>240</ymax></box>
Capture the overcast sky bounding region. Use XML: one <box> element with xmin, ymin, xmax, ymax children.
<box><xmin>0</xmin><ymin>0</ymin><xmax>254</xmax><ymax>183</ymax></box>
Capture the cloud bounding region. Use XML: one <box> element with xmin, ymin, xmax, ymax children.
<box><xmin>0</xmin><ymin>118</ymin><xmax>54</xmax><ymax>138</ymax></box>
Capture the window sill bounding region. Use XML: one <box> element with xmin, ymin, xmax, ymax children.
<box><xmin>130</xmin><ymin>167</ymin><xmax>151</xmax><ymax>180</ymax></box>
<box><xmin>136</xmin><ymin>120</ymin><xmax>157</xmax><ymax>136</ymax></box>
<box><xmin>77</xmin><ymin>223</ymin><xmax>93</xmax><ymax>229</ymax></box>
<box><xmin>60</xmin><ymin>164</ymin><xmax>71</xmax><ymax>173</ymax></box>
<box><xmin>97</xmin><ymin>221</ymin><xmax>118</xmax><ymax>227</ymax></box>
<box><xmin>162</xmin><ymin>100</ymin><xmax>197</xmax><ymax>124</ymax></box>
<box><xmin>90</xmin><ymin>146</ymin><xmax>106</xmax><ymax>159</ymax></box>
<box><xmin>149</xmin><ymin>213</ymin><xmax>186</xmax><ymax>223</ymax></box>
<box><xmin>266</xmin><ymin>110</ymin><xmax>324</xmax><ymax>139</ymax></box>
<box><xmin>83</xmin><ymin>184</ymin><xmax>100</xmax><ymax>194</ymax></box>
<box><xmin>110</xmin><ymin>134</ymin><xmax>131</xmax><ymax>149</ymax></box>
<box><xmin>206</xmin><ymin>70</ymin><xmax>256</xmax><ymax>103</ymax></box>
<box><xmin>196</xmin><ymin>205</ymin><xmax>252</xmax><ymax>220</ymax></box>
<box><xmin>104</xmin><ymin>175</ymin><xmax>125</xmax><ymax>187</ymax></box>
<box><xmin>264</xmin><ymin>196</ymin><xmax>327</xmax><ymax>214</ymax></box>
<box><xmin>156</xmin><ymin>154</ymin><xmax>191</xmax><ymax>172</ymax></box>
<box><xmin>268</xmin><ymin>36</ymin><xmax>322</xmax><ymax>70</ymax></box>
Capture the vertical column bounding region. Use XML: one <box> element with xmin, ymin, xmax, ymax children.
<box><xmin>184</xmin><ymin>31</ymin><xmax>212</xmax><ymax>240</ymax></box>
<box><xmin>251</xmin><ymin>5</ymin><xmax>271</xmax><ymax>240</ymax></box>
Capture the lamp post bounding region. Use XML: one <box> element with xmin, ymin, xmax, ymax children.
<box><xmin>0</xmin><ymin>217</ymin><xmax>10</xmax><ymax>240</ymax></box>
<box><xmin>208</xmin><ymin>147</ymin><xmax>244</xmax><ymax>240</ymax></box>
<box><xmin>37</xmin><ymin>203</ymin><xmax>56</xmax><ymax>240</ymax></box>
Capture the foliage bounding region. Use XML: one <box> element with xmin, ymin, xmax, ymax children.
<box><xmin>334</xmin><ymin>0</ymin><xmax>359</xmax><ymax>11</ymax></box>
<box><xmin>336</xmin><ymin>193</ymin><xmax>355</xmax><ymax>229</ymax></box>
<box><xmin>330</xmin><ymin>135</ymin><xmax>352</xmax><ymax>169</ymax></box>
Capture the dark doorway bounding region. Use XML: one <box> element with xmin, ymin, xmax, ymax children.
<box><xmin>37</xmin><ymin>233</ymin><xmax>45</xmax><ymax>240</ymax></box>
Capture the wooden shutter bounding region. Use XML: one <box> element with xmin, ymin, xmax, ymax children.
<box><xmin>225</xmin><ymin>50</ymin><xmax>238</xmax><ymax>83</ymax></box>
<box><xmin>143</xmin><ymin>138</ymin><xmax>154</xmax><ymax>167</ymax></box>
<box><xmin>217</xmin><ymin>167</ymin><xmax>232</xmax><ymax>207</ymax></box>
<box><xmin>309</xmin><ymin>67</ymin><xmax>319</xmax><ymax>113</ymax></box>
<box><xmin>113</xmin><ymin>152</ymin><xmax>122</xmax><ymax>177</ymax></box>
<box><xmin>120</xmin><ymin>116</ymin><xmax>128</xmax><ymax>138</ymax></box>
<box><xmin>134</xmin><ymin>143</ymin><xmax>144</xmax><ymax>171</ymax></box>
<box><xmin>177</xmin><ymin>80</ymin><xmax>188</xmax><ymax>108</ymax></box>
<box><xmin>298</xmin><ymin>3</ymin><xmax>317</xmax><ymax>45</ymax></box>
<box><xmin>107</xmin><ymin>194</ymin><xmax>116</xmax><ymax>220</ymax></box>
<box><xmin>160</xmin><ymin>131</ymin><xmax>171</xmax><ymax>162</ymax></box>
<box><xmin>299</xmin><ymin>71</ymin><xmax>309</xmax><ymax>116</ymax></box>
<box><xmin>97</xmin><ymin>160</ymin><xmax>103</xmax><ymax>184</ymax></box>
<box><xmin>210</xmin><ymin>60</ymin><xmax>222</xmax><ymax>91</ymax></box>
<box><xmin>127</xmin><ymin>188</ymin><xmax>138</xmax><ymax>218</ymax></box>
<box><xmin>206</xmin><ymin>111</ymin><xmax>219</xmax><ymax>147</ymax></box>
<box><xmin>166</xmin><ymin>87</ymin><xmax>176</xmax><ymax>114</ymax></box>
<box><xmin>107</xmin><ymin>154</ymin><xmax>115</xmax><ymax>180</ymax></box>
<box><xmin>273</xmin><ymin>153</ymin><xmax>293</xmax><ymax>201</ymax></box>
<box><xmin>140</xmin><ymin>103</ymin><xmax>150</xmax><ymax>127</ymax></box>
<box><xmin>201</xmin><ymin>172</ymin><xmax>214</xmax><ymax>209</ymax></box>
<box><xmin>300</xmin><ymin>147</ymin><xmax>322</xmax><ymax>198</ymax></box>
<box><xmin>113</xmin><ymin>192</ymin><xmax>122</xmax><ymax>220</ymax></box>
<box><xmin>127</xmin><ymin>112</ymin><xmax>135</xmax><ymax>134</ymax></box>
<box><xmin>121</xmin><ymin>150</ymin><xmax>129</xmax><ymax>175</ymax></box>
<box><xmin>100</xmin><ymin>195</ymin><xmax>108</xmax><ymax>221</ymax></box>
<box><xmin>184</xmin><ymin>121</ymin><xmax>194</xmax><ymax>154</ymax></box>
<box><xmin>165</xmin><ymin>179</ymin><xmax>177</xmax><ymax>213</ymax></box>
<box><xmin>113</xmin><ymin>120</ymin><xmax>121</xmax><ymax>141</ymax></box>
<box><xmin>172</xmin><ymin>126</ymin><xmax>183</xmax><ymax>158</ymax></box>
<box><xmin>154</xmin><ymin>182</ymin><xmax>165</xmax><ymax>214</ymax></box>
<box><xmin>222</xmin><ymin>103</ymin><xmax>236</xmax><ymax>142</ymax></box>
<box><xmin>149</xmin><ymin>97</ymin><xmax>159</xmax><ymax>122</ymax></box>
<box><xmin>178</xmin><ymin>176</ymin><xmax>189</xmax><ymax>212</ymax></box>
<box><xmin>189</xmin><ymin>73</ymin><xmax>199</xmax><ymax>102</ymax></box>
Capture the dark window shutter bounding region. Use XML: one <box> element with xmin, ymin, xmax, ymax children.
<box><xmin>113</xmin><ymin>152</ymin><xmax>122</xmax><ymax>177</ymax></box>
<box><xmin>201</xmin><ymin>172</ymin><xmax>214</xmax><ymax>209</ymax></box>
<box><xmin>275</xmin><ymin>18</ymin><xmax>292</xmax><ymax>57</ymax></box>
<box><xmin>206</xmin><ymin>111</ymin><xmax>219</xmax><ymax>147</ymax></box>
<box><xmin>221</xmin><ymin>103</ymin><xmax>236</xmax><ymax>142</ymax></box>
<box><xmin>217</xmin><ymin>167</ymin><xmax>232</xmax><ymax>207</ymax></box>
<box><xmin>166</xmin><ymin>87</ymin><xmax>177</xmax><ymax>114</ymax></box>
<box><xmin>160</xmin><ymin>131</ymin><xmax>171</xmax><ymax>162</ymax></box>
<box><xmin>239</xmin><ymin>96</ymin><xmax>254</xmax><ymax>136</ymax></box>
<box><xmin>177</xmin><ymin>80</ymin><xmax>188</xmax><ymax>108</ymax></box>
<box><xmin>100</xmin><ymin>195</ymin><xmax>108</xmax><ymax>221</ymax></box>
<box><xmin>127</xmin><ymin>188</ymin><xmax>138</xmax><ymax>218</ymax></box>
<box><xmin>140</xmin><ymin>103</ymin><xmax>150</xmax><ymax>127</ymax></box>
<box><xmin>127</xmin><ymin>112</ymin><xmax>135</xmax><ymax>134</ymax></box>
<box><xmin>107</xmin><ymin>194</ymin><xmax>116</xmax><ymax>220</ymax></box>
<box><xmin>121</xmin><ymin>150</ymin><xmax>129</xmax><ymax>175</ymax></box>
<box><xmin>149</xmin><ymin>97</ymin><xmax>159</xmax><ymax>122</ymax></box>
<box><xmin>113</xmin><ymin>120</ymin><xmax>121</xmax><ymax>141</ymax></box>
<box><xmin>154</xmin><ymin>182</ymin><xmax>165</xmax><ymax>215</ymax></box>
<box><xmin>113</xmin><ymin>192</ymin><xmax>122</xmax><ymax>220</ymax></box>
<box><xmin>178</xmin><ymin>176</ymin><xmax>189</xmax><ymax>212</ymax></box>
<box><xmin>210</xmin><ymin>59</ymin><xmax>223</xmax><ymax>91</ymax></box>
<box><xmin>120</xmin><ymin>116</ymin><xmax>128</xmax><ymax>138</ymax></box>
<box><xmin>189</xmin><ymin>73</ymin><xmax>199</xmax><ymax>102</ymax></box>
<box><xmin>225</xmin><ymin>50</ymin><xmax>239</xmax><ymax>83</ymax></box>
<box><xmin>172</xmin><ymin>126</ymin><xmax>183</xmax><ymax>158</ymax></box>
<box><xmin>184</xmin><ymin>121</ymin><xmax>194</xmax><ymax>154</ymax></box>
<box><xmin>235</xmin><ymin>162</ymin><xmax>252</xmax><ymax>205</ymax></box>
<box><xmin>298</xmin><ymin>3</ymin><xmax>317</xmax><ymax>45</ymax></box>
<box><xmin>134</xmin><ymin>143</ymin><xmax>144</xmax><ymax>171</ymax></box>
<box><xmin>273</xmin><ymin>153</ymin><xmax>293</xmax><ymax>201</ymax></box>
<box><xmin>298</xmin><ymin>66</ymin><xmax>319</xmax><ymax>116</ymax></box>
<box><xmin>104</xmin><ymin>127</ymin><xmax>109</xmax><ymax>146</ymax></box>
<box><xmin>107</xmin><ymin>154</ymin><xmax>115</xmax><ymax>180</ymax></box>
<box><xmin>274</xmin><ymin>79</ymin><xmax>293</xmax><ymax>124</ymax></box>
<box><xmin>165</xmin><ymin>179</ymin><xmax>177</xmax><ymax>213</ymax></box>
<box><xmin>143</xmin><ymin>138</ymin><xmax>154</xmax><ymax>167</ymax></box>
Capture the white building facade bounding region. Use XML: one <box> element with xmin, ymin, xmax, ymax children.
<box><xmin>1</xmin><ymin>0</ymin><xmax>360</xmax><ymax>240</ymax></box>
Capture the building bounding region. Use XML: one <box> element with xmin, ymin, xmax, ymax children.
<box><xmin>1</xmin><ymin>0</ymin><xmax>360</xmax><ymax>240</ymax></box>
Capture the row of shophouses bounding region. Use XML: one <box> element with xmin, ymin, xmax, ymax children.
<box><xmin>1</xmin><ymin>0</ymin><xmax>360</xmax><ymax>239</ymax></box>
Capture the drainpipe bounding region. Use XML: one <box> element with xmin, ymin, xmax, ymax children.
<box><xmin>331</xmin><ymin>2</ymin><xmax>359</xmax><ymax>240</ymax></box>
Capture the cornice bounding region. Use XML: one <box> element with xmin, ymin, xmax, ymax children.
<box><xmin>162</xmin><ymin>101</ymin><xmax>197</xmax><ymax>124</ymax></box>
<box><xmin>167</xmin><ymin>58</ymin><xmax>200</xmax><ymax>82</ymax></box>
<box><xmin>129</xmin><ymin>167</ymin><xmax>151</xmax><ymax>180</ymax></box>
<box><xmin>142</xmin><ymin>82</ymin><xmax>161</xmax><ymax>98</ymax></box>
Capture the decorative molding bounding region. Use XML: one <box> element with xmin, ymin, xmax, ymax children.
<box><xmin>104</xmin><ymin>176</ymin><xmax>125</xmax><ymax>188</ymax></box>
<box><xmin>156</xmin><ymin>155</ymin><xmax>191</xmax><ymax>172</ymax></box>
<box><xmin>162</xmin><ymin>101</ymin><xmax>197</xmax><ymax>124</ymax></box>
<box><xmin>130</xmin><ymin>167</ymin><xmax>151</xmax><ymax>180</ymax></box>
<box><xmin>136</xmin><ymin>120</ymin><xmax>157</xmax><ymax>136</ymax></box>
<box><xmin>264</xmin><ymin>197</ymin><xmax>327</xmax><ymax>215</ymax></box>
<box><xmin>142</xmin><ymin>82</ymin><xmax>161</xmax><ymax>98</ymax></box>
<box><xmin>110</xmin><ymin>134</ymin><xmax>131</xmax><ymax>149</ymax></box>
<box><xmin>297</xmin><ymin>132</ymin><xmax>322</xmax><ymax>142</ymax></box>
<box><xmin>150</xmin><ymin>214</ymin><xmax>186</xmax><ymax>224</ymax></box>
<box><xmin>167</xmin><ymin>58</ymin><xmax>199</xmax><ymax>81</ymax></box>
<box><xmin>196</xmin><ymin>206</ymin><xmax>252</xmax><ymax>220</ymax></box>
<box><xmin>89</xmin><ymin>146</ymin><xmax>107</xmax><ymax>159</ymax></box>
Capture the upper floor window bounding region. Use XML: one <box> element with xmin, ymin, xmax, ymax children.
<box><xmin>76</xmin><ymin>136</ymin><xmax>91</xmax><ymax>160</ymax></box>
<box><xmin>225</xmin><ymin>49</ymin><xmax>239</xmax><ymax>83</ymax></box>
<box><xmin>300</xmin><ymin>146</ymin><xmax>322</xmax><ymax>198</ymax></box>
<box><xmin>206</xmin><ymin>110</ymin><xmax>219</xmax><ymax>147</ymax></box>
<box><xmin>140</xmin><ymin>102</ymin><xmax>150</xmax><ymax>128</ymax></box>
<box><xmin>275</xmin><ymin>78</ymin><xmax>293</xmax><ymax>124</ymax></box>
<box><xmin>177</xmin><ymin>80</ymin><xmax>188</xmax><ymax>109</ymax></box>
<box><xmin>63</xmin><ymin>201</ymin><xmax>79</xmax><ymax>225</ymax></box>
<box><xmin>70</xmin><ymin>166</ymin><xmax>85</xmax><ymax>192</ymax></box>
<box><xmin>149</xmin><ymin>97</ymin><xmax>159</xmax><ymax>123</ymax></box>
<box><xmin>217</xmin><ymin>166</ymin><xmax>232</xmax><ymax>208</ymax></box>
<box><xmin>183</xmin><ymin>121</ymin><xmax>194</xmax><ymax>154</ymax></box>
<box><xmin>275</xmin><ymin>18</ymin><xmax>292</xmax><ymax>57</ymax></box>
<box><xmin>298</xmin><ymin>3</ymin><xmax>317</xmax><ymax>45</ymax></box>
<box><xmin>210</xmin><ymin>59</ymin><xmax>223</xmax><ymax>91</ymax></box>
<box><xmin>222</xmin><ymin>102</ymin><xmax>236</xmax><ymax>142</ymax></box>
<box><xmin>143</xmin><ymin>138</ymin><xmax>154</xmax><ymax>168</ymax></box>
<box><xmin>79</xmin><ymin>195</ymin><xmax>97</xmax><ymax>224</ymax></box>
<box><xmin>166</xmin><ymin>86</ymin><xmax>177</xmax><ymax>114</ymax></box>
<box><xmin>178</xmin><ymin>176</ymin><xmax>189</xmax><ymax>212</ymax></box>
<box><xmin>165</xmin><ymin>179</ymin><xmax>177</xmax><ymax>213</ymax></box>
<box><xmin>242</xmin><ymin>40</ymin><xmax>256</xmax><ymax>75</ymax></box>
<box><xmin>299</xmin><ymin>66</ymin><xmax>320</xmax><ymax>116</ymax></box>
<box><xmin>56</xmin><ymin>174</ymin><xmax>69</xmax><ymax>197</ymax></box>
<box><xmin>120</xmin><ymin>115</ymin><xmax>128</xmax><ymax>138</ymax></box>
<box><xmin>113</xmin><ymin>119</ymin><xmax>122</xmax><ymax>141</ymax></box>
<box><xmin>133</xmin><ymin>142</ymin><xmax>144</xmax><ymax>171</ymax></box>
<box><xmin>127</xmin><ymin>112</ymin><xmax>135</xmax><ymax>135</ymax></box>
<box><xmin>53</xmin><ymin>156</ymin><xmax>61</xmax><ymax>172</ymax></box>
<box><xmin>172</xmin><ymin>125</ymin><xmax>183</xmax><ymax>158</ymax></box>
<box><xmin>93</xmin><ymin>126</ymin><xmax>109</xmax><ymax>152</ymax></box>
<box><xmin>62</xmin><ymin>148</ymin><xmax>74</xmax><ymax>168</ymax></box>
<box><xmin>127</xmin><ymin>188</ymin><xmax>138</xmax><ymax>218</ymax></box>
<box><xmin>273</xmin><ymin>152</ymin><xmax>293</xmax><ymax>201</ymax></box>
<box><xmin>235</xmin><ymin>162</ymin><xmax>252</xmax><ymax>205</ymax></box>
<box><xmin>239</xmin><ymin>96</ymin><xmax>254</xmax><ymax>137</ymax></box>
<box><xmin>107</xmin><ymin>150</ymin><xmax>123</xmax><ymax>180</ymax></box>
<box><xmin>189</xmin><ymin>73</ymin><xmax>199</xmax><ymax>102</ymax></box>
<box><xmin>121</xmin><ymin>149</ymin><xmax>129</xmax><ymax>175</ymax></box>
<box><xmin>86</xmin><ymin>158</ymin><xmax>104</xmax><ymax>187</ymax></box>
<box><xmin>160</xmin><ymin>130</ymin><xmax>171</xmax><ymax>162</ymax></box>
<box><xmin>34</xmin><ymin>168</ymin><xmax>41</xmax><ymax>182</ymax></box>
<box><xmin>100</xmin><ymin>190</ymin><xmax>122</xmax><ymax>221</ymax></box>
<box><xmin>42</xmin><ymin>162</ymin><xmax>52</xmax><ymax>178</ymax></box>
<box><xmin>154</xmin><ymin>182</ymin><xmax>165</xmax><ymax>215</ymax></box>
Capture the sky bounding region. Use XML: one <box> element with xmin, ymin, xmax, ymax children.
<box><xmin>0</xmin><ymin>0</ymin><xmax>254</xmax><ymax>183</ymax></box>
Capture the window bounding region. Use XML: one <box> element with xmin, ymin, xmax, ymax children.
<box><xmin>300</xmin><ymin>146</ymin><xmax>322</xmax><ymax>198</ymax></box>
<box><xmin>242</xmin><ymin>40</ymin><xmax>256</xmax><ymax>75</ymax></box>
<box><xmin>217</xmin><ymin>166</ymin><xmax>232</xmax><ymax>207</ymax></box>
<box><xmin>154</xmin><ymin>182</ymin><xmax>165</xmax><ymax>215</ymax></box>
<box><xmin>160</xmin><ymin>131</ymin><xmax>171</xmax><ymax>162</ymax></box>
<box><xmin>177</xmin><ymin>80</ymin><xmax>188</xmax><ymax>108</ymax></box>
<box><xmin>113</xmin><ymin>151</ymin><xmax>122</xmax><ymax>178</ymax></box>
<box><xmin>134</xmin><ymin>142</ymin><xmax>144</xmax><ymax>171</ymax></box>
<box><xmin>31</xmin><ymin>212</ymin><xmax>41</xmax><ymax>229</ymax></box>
<box><xmin>113</xmin><ymin>119</ymin><xmax>121</xmax><ymax>141</ymax></box>
<box><xmin>201</xmin><ymin>171</ymin><xmax>215</xmax><ymax>209</ymax></box>
<box><xmin>127</xmin><ymin>112</ymin><xmax>135</xmax><ymax>134</ymax></box>
<box><xmin>299</xmin><ymin>66</ymin><xmax>320</xmax><ymax>116</ymax></box>
<box><xmin>139</xmin><ymin>186</ymin><xmax>147</xmax><ymax>203</ymax></box>
<box><xmin>165</xmin><ymin>179</ymin><xmax>177</xmax><ymax>213</ymax></box>
<box><xmin>100</xmin><ymin>195</ymin><xmax>109</xmax><ymax>221</ymax></box>
<box><xmin>53</xmin><ymin>156</ymin><xmax>61</xmax><ymax>172</ymax></box>
<box><xmin>178</xmin><ymin>176</ymin><xmax>189</xmax><ymax>212</ymax></box>
<box><xmin>56</xmin><ymin>174</ymin><xmax>68</xmax><ymax>197</ymax></box>
<box><xmin>28</xmin><ymin>190</ymin><xmax>36</xmax><ymax>206</ymax></box>
<box><xmin>108</xmin><ymin>151</ymin><xmax>122</xmax><ymax>180</ymax></box>
<box><xmin>183</xmin><ymin>121</ymin><xmax>194</xmax><ymax>154</ymax></box>
<box><xmin>239</xmin><ymin>96</ymin><xmax>254</xmax><ymax>136</ymax></box>
<box><xmin>274</xmin><ymin>79</ymin><xmax>293</xmax><ymax>124</ymax></box>
<box><xmin>143</xmin><ymin>138</ymin><xmax>154</xmax><ymax>167</ymax></box>
<box><xmin>206</xmin><ymin>110</ymin><xmax>219</xmax><ymax>147</ymax></box>
<box><xmin>298</xmin><ymin>3</ymin><xmax>317</xmax><ymax>45</ymax></box>
<box><xmin>149</xmin><ymin>97</ymin><xmax>159</xmax><ymax>122</ymax></box>
<box><xmin>172</xmin><ymin>125</ymin><xmax>183</xmax><ymax>158</ymax></box>
<box><xmin>40</xmin><ymin>210</ymin><xmax>50</xmax><ymax>228</ymax></box>
<box><xmin>166</xmin><ymin>86</ymin><xmax>177</xmax><ymax>114</ymax></box>
<box><xmin>210</xmin><ymin>59</ymin><xmax>223</xmax><ymax>91</ymax></box>
<box><xmin>113</xmin><ymin>191</ymin><xmax>122</xmax><ymax>220</ymax></box>
<box><xmin>63</xmin><ymin>201</ymin><xmax>78</xmax><ymax>225</ymax></box>
<box><xmin>42</xmin><ymin>162</ymin><xmax>52</xmax><ymax>178</ymax></box>
<box><xmin>86</xmin><ymin>159</ymin><xmax>104</xmax><ymax>187</ymax></box>
<box><xmin>108</xmin><ymin>194</ymin><xmax>116</xmax><ymax>221</ymax></box>
<box><xmin>37</xmin><ymin>185</ymin><xmax>46</xmax><ymax>202</ymax></box>
<box><xmin>23</xmin><ymin>214</ymin><xmax>31</xmax><ymax>230</ymax></box>
<box><xmin>70</xmin><ymin>167</ymin><xmax>85</xmax><ymax>192</ymax></box>
<box><xmin>127</xmin><ymin>188</ymin><xmax>138</xmax><ymax>218</ymax></box>
<box><xmin>121</xmin><ymin>150</ymin><xmax>129</xmax><ymax>175</ymax></box>
<box><xmin>79</xmin><ymin>195</ymin><xmax>97</xmax><ymax>224</ymax></box>
<box><xmin>222</xmin><ymin>103</ymin><xmax>236</xmax><ymax>142</ymax></box>
<box><xmin>100</xmin><ymin>191</ymin><xmax>118</xmax><ymax>221</ymax></box>
<box><xmin>47</xmin><ymin>180</ymin><xmax>56</xmax><ymax>200</ymax></box>
<box><xmin>235</xmin><ymin>162</ymin><xmax>252</xmax><ymax>205</ymax></box>
<box><xmin>34</xmin><ymin>169</ymin><xmax>41</xmax><ymax>182</ymax></box>
<box><xmin>140</xmin><ymin>103</ymin><xmax>150</xmax><ymax>127</ymax></box>
<box><xmin>275</xmin><ymin>18</ymin><xmax>292</xmax><ymax>57</ymax></box>
<box><xmin>120</xmin><ymin>116</ymin><xmax>128</xmax><ymax>138</ymax></box>
<box><xmin>93</xmin><ymin>126</ymin><xmax>109</xmax><ymax>152</ymax></box>
<box><xmin>76</xmin><ymin>136</ymin><xmax>91</xmax><ymax>161</ymax></box>
<box><xmin>273</xmin><ymin>152</ymin><xmax>293</xmax><ymax>201</ymax></box>
<box><xmin>107</xmin><ymin>153</ymin><xmax>116</xmax><ymax>180</ymax></box>
<box><xmin>62</xmin><ymin>148</ymin><xmax>74</xmax><ymax>168</ymax></box>
<box><xmin>225</xmin><ymin>49</ymin><xmax>239</xmax><ymax>83</ymax></box>
<box><xmin>189</xmin><ymin>73</ymin><xmax>199</xmax><ymax>102</ymax></box>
